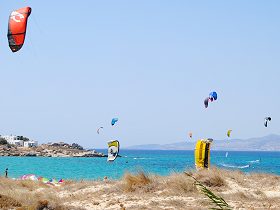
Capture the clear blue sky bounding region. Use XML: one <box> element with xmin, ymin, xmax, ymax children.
<box><xmin>1</xmin><ymin>1</ymin><xmax>279</xmax><ymax>148</ymax></box>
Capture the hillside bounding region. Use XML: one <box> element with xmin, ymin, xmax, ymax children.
<box><xmin>125</xmin><ymin>134</ymin><xmax>280</xmax><ymax>151</ymax></box>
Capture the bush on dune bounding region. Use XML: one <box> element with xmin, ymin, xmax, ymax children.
<box><xmin>163</xmin><ymin>173</ymin><xmax>197</xmax><ymax>195</ymax></box>
<box><xmin>120</xmin><ymin>168</ymin><xmax>228</xmax><ymax>195</ymax></box>
<box><xmin>121</xmin><ymin>171</ymin><xmax>152</xmax><ymax>192</ymax></box>
<box><xmin>120</xmin><ymin>171</ymin><xmax>199</xmax><ymax>195</ymax></box>
<box><xmin>194</xmin><ymin>167</ymin><xmax>227</xmax><ymax>188</ymax></box>
<box><xmin>0</xmin><ymin>177</ymin><xmax>75</xmax><ymax>210</ymax></box>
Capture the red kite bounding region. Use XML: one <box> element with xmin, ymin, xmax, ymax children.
<box><xmin>7</xmin><ymin>7</ymin><xmax>32</xmax><ymax>52</ymax></box>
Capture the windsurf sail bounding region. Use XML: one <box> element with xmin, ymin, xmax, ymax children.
<box><xmin>195</xmin><ymin>138</ymin><xmax>213</xmax><ymax>169</ymax></box>
<box><xmin>7</xmin><ymin>7</ymin><xmax>32</xmax><ymax>52</ymax></box>
<box><xmin>107</xmin><ymin>140</ymin><xmax>120</xmax><ymax>162</ymax></box>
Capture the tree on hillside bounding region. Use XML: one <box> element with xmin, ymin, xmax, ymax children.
<box><xmin>0</xmin><ymin>138</ymin><xmax>8</xmax><ymax>145</ymax></box>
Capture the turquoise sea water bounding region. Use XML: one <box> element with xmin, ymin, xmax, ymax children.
<box><xmin>0</xmin><ymin>150</ymin><xmax>279</xmax><ymax>180</ymax></box>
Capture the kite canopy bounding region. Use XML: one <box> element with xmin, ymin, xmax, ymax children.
<box><xmin>264</xmin><ymin>117</ymin><xmax>271</xmax><ymax>127</ymax></box>
<box><xmin>204</xmin><ymin>91</ymin><xmax>217</xmax><ymax>108</ymax></box>
<box><xmin>188</xmin><ymin>132</ymin><xmax>192</xmax><ymax>139</ymax></box>
<box><xmin>38</xmin><ymin>177</ymin><xmax>50</xmax><ymax>184</ymax></box>
<box><xmin>195</xmin><ymin>139</ymin><xmax>212</xmax><ymax>169</ymax></box>
<box><xmin>111</xmin><ymin>118</ymin><xmax>118</xmax><ymax>126</ymax></box>
<box><xmin>227</xmin><ymin>129</ymin><xmax>232</xmax><ymax>138</ymax></box>
<box><xmin>7</xmin><ymin>7</ymin><xmax>31</xmax><ymax>52</ymax></box>
<box><xmin>209</xmin><ymin>91</ymin><xmax>218</xmax><ymax>101</ymax></box>
<box><xmin>38</xmin><ymin>177</ymin><xmax>64</xmax><ymax>185</ymax></box>
<box><xmin>107</xmin><ymin>140</ymin><xmax>120</xmax><ymax>162</ymax></box>
<box><xmin>20</xmin><ymin>174</ymin><xmax>38</xmax><ymax>181</ymax></box>
<box><xmin>97</xmin><ymin>127</ymin><xmax>103</xmax><ymax>134</ymax></box>
<box><xmin>204</xmin><ymin>97</ymin><xmax>209</xmax><ymax>108</ymax></box>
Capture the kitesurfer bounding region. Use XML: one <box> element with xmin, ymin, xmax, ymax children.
<box><xmin>5</xmin><ymin>168</ymin><xmax>8</xmax><ymax>178</ymax></box>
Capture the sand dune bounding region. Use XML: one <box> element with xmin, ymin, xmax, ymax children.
<box><xmin>0</xmin><ymin>168</ymin><xmax>279</xmax><ymax>209</ymax></box>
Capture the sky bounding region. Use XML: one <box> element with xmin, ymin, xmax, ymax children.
<box><xmin>0</xmin><ymin>1</ymin><xmax>279</xmax><ymax>148</ymax></box>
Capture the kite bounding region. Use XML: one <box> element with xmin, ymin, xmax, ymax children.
<box><xmin>204</xmin><ymin>91</ymin><xmax>218</xmax><ymax>108</ymax></box>
<box><xmin>195</xmin><ymin>138</ymin><xmax>213</xmax><ymax>169</ymax></box>
<box><xmin>227</xmin><ymin>130</ymin><xmax>232</xmax><ymax>138</ymax></box>
<box><xmin>97</xmin><ymin>127</ymin><xmax>103</xmax><ymax>134</ymax></box>
<box><xmin>264</xmin><ymin>117</ymin><xmax>271</xmax><ymax>127</ymax></box>
<box><xmin>7</xmin><ymin>7</ymin><xmax>32</xmax><ymax>52</ymax></box>
<box><xmin>111</xmin><ymin>118</ymin><xmax>118</xmax><ymax>126</ymax></box>
<box><xmin>107</xmin><ymin>140</ymin><xmax>120</xmax><ymax>162</ymax></box>
<box><xmin>209</xmin><ymin>91</ymin><xmax>218</xmax><ymax>101</ymax></box>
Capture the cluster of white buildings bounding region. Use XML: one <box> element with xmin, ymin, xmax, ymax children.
<box><xmin>1</xmin><ymin>135</ymin><xmax>38</xmax><ymax>148</ymax></box>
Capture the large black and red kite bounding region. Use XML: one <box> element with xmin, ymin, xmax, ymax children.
<box><xmin>7</xmin><ymin>7</ymin><xmax>32</xmax><ymax>52</ymax></box>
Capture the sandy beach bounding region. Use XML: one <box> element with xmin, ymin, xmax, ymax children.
<box><xmin>0</xmin><ymin>168</ymin><xmax>279</xmax><ymax>210</ymax></box>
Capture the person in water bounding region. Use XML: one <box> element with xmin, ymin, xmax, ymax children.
<box><xmin>5</xmin><ymin>168</ymin><xmax>8</xmax><ymax>178</ymax></box>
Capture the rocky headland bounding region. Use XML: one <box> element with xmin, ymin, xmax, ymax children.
<box><xmin>0</xmin><ymin>142</ymin><xmax>106</xmax><ymax>158</ymax></box>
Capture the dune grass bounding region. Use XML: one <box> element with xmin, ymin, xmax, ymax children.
<box><xmin>122</xmin><ymin>171</ymin><xmax>151</xmax><ymax>192</ymax></box>
<box><xmin>185</xmin><ymin>172</ymin><xmax>232</xmax><ymax>210</ymax></box>
<box><xmin>0</xmin><ymin>177</ymin><xmax>83</xmax><ymax>210</ymax></box>
<box><xmin>0</xmin><ymin>168</ymin><xmax>279</xmax><ymax>209</ymax></box>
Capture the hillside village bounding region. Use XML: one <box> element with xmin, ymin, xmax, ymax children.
<box><xmin>0</xmin><ymin>135</ymin><xmax>106</xmax><ymax>157</ymax></box>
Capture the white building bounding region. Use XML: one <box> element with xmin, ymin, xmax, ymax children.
<box><xmin>13</xmin><ymin>140</ymin><xmax>24</xmax><ymax>147</ymax></box>
<box><xmin>1</xmin><ymin>135</ymin><xmax>38</xmax><ymax>147</ymax></box>
<box><xmin>1</xmin><ymin>135</ymin><xmax>23</xmax><ymax>146</ymax></box>
<box><xmin>23</xmin><ymin>140</ymin><xmax>38</xmax><ymax>148</ymax></box>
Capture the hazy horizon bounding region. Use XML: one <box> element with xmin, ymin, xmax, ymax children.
<box><xmin>1</xmin><ymin>1</ymin><xmax>279</xmax><ymax>148</ymax></box>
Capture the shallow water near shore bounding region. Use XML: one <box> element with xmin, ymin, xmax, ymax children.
<box><xmin>0</xmin><ymin>150</ymin><xmax>279</xmax><ymax>180</ymax></box>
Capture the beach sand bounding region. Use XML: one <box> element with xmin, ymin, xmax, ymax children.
<box><xmin>0</xmin><ymin>168</ymin><xmax>279</xmax><ymax>209</ymax></box>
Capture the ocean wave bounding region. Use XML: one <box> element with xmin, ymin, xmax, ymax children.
<box><xmin>220</xmin><ymin>163</ymin><xmax>250</xmax><ymax>169</ymax></box>
<box><xmin>248</xmin><ymin>159</ymin><xmax>260</xmax><ymax>163</ymax></box>
<box><xmin>133</xmin><ymin>157</ymin><xmax>153</xmax><ymax>160</ymax></box>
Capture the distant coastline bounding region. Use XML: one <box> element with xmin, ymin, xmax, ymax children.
<box><xmin>124</xmin><ymin>134</ymin><xmax>280</xmax><ymax>151</ymax></box>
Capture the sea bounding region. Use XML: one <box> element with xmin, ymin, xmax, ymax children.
<box><xmin>0</xmin><ymin>150</ymin><xmax>279</xmax><ymax>180</ymax></box>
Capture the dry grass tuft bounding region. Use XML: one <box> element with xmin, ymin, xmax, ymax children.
<box><xmin>164</xmin><ymin>173</ymin><xmax>197</xmax><ymax>195</ymax></box>
<box><xmin>121</xmin><ymin>171</ymin><xmax>151</xmax><ymax>192</ymax></box>
<box><xmin>0</xmin><ymin>177</ymin><xmax>80</xmax><ymax>210</ymax></box>
<box><xmin>195</xmin><ymin>167</ymin><xmax>227</xmax><ymax>188</ymax></box>
<box><xmin>36</xmin><ymin>200</ymin><xmax>49</xmax><ymax>210</ymax></box>
<box><xmin>0</xmin><ymin>193</ymin><xmax>22</xmax><ymax>209</ymax></box>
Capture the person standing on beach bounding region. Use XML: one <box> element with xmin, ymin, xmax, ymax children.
<box><xmin>5</xmin><ymin>168</ymin><xmax>8</xmax><ymax>178</ymax></box>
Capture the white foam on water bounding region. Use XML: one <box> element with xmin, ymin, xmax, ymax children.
<box><xmin>248</xmin><ymin>159</ymin><xmax>260</xmax><ymax>163</ymax></box>
<box><xmin>220</xmin><ymin>163</ymin><xmax>250</xmax><ymax>169</ymax></box>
